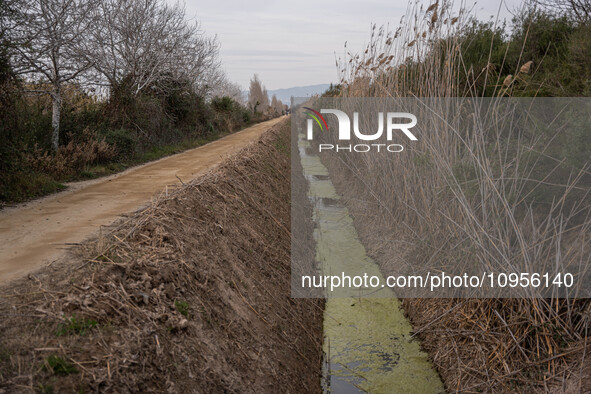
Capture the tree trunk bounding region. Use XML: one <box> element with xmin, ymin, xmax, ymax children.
<box><xmin>51</xmin><ymin>86</ymin><xmax>62</xmax><ymax>151</ymax></box>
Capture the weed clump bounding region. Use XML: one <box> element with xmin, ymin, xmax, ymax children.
<box><xmin>56</xmin><ymin>315</ymin><xmax>97</xmax><ymax>337</ymax></box>
<box><xmin>174</xmin><ymin>300</ymin><xmax>190</xmax><ymax>317</ymax></box>
<box><xmin>43</xmin><ymin>355</ymin><xmax>78</xmax><ymax>376</ymax></box>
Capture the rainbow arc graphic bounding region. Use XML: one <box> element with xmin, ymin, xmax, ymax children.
<box><xmin>304</xmin><ymin>107</ymin><xmax>328</xmax><ymax>131</ymax></box>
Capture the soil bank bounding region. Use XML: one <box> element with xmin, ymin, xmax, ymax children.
<box><xmin>0</xmin><ymin>119</ymin><xmax>324</xmax><ymax>393</ymax></box>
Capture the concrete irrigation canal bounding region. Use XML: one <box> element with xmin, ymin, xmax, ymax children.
<box><xmin>298</xmin><ymin>134</ymin><xmax>443</xmax><ymax>393</ymax></box>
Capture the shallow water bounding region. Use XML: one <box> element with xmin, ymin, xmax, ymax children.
<box><xmin>298</xmin><ymin>134</ymin><xmax>443</xmax><ymax>393</ymax></box>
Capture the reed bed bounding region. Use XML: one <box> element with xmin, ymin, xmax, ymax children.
<box><xmin>323</xmin><ymin>0</ymin><xmax>591</xmax><ymax>390</ymax></box>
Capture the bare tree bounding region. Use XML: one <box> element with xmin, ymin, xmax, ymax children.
<box><xmin>277</xmin><ymin>98</ymin><xmax>284</xmax><ymax>115</ymax></box>
<box><xmin>1</xmin><ymin>0</ymin><xmax>23</xmax><ymax>54</ymax></box>
<box><xmin>270</xmin><ymin>94</ymin><xmax>283</xmax><ymax>116</ymax></box>
<box><xmin>248</xmin><ymin>74</ymin><xmax>269</xmax><ymax>113</ymax></box>
<box><xmin>261</xmin><ymin>86</ymin><xmax>269</xmax><ymax>113</ymax></box>
<box><xmin>0</xmin><ymin>0</ymin><xmax>21</xmax><ymax>84</ymax></box>
<box><xmin>11</xmin><ymin>0</ymin><xmax>97</xmax><ymax>150</ymax></box>
<box><xmin>210</xmin><ymin>75</ymin><xmax>245</xmax><ymax>103</ymax></box>
<box><xmin>270</xmin><ymin>94</ymin><xmax>278</xmax><ymax>114</ymax></box>
<box><xmin>89</xmin><ymin>0</ymin><xmax>220</xmax><ymax>98</ymax></box>
<box><xmin>531</xmin><ymin>0</ymin><xmax>591</xmax><ymax>22</ymax></box>
<box><xmin>194</xmin><ymin>62</ymin><xmax>224</xmax><ymax>100</ymax></box>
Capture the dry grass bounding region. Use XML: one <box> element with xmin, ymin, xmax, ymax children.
<box><xmin>24</xmin><ymin>129</ymin><xmax>116</xmax><ymax>179</ymax></box>
<box><xmin>320</xmin><ymin>0</ymin><xmax>591</xmax><ymax>391</ymax></box>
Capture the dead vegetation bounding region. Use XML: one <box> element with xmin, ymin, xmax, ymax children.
<box><xmin>319</xmin><ymin>0</ymin><xmax>591</xmax><ymax>391</ymax></box>
<box><xmin>24</xmin><ymin>129</ymin><xmax>116</xmax><ymax>179</ymax></box>
<box><xmin>323</xmin><ymin>155</ymin><xmax>591</xmax><ymax>391</ymax></box>
<box><xmin>0</xmin><ymin>119</ymin><xmax>324</xmax><ymax>393</ymax></box>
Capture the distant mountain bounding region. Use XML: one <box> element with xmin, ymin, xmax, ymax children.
<box><xmin>267</xmin><ymin>84</ymin><xmax>331</xmax><ymax>104</ymax></box>
<box><xmin>241</xmin><ymin>84</ymin><xmax>331</xmax><ymax>107</ymax></box>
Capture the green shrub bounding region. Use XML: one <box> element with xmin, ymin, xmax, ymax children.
<box><xmin>103</xmin><ymin>128</ymin><xmax>138</xmax><ymax>160</ymax></box>
<box><xmin>456</xmin><ymin>11</ymin><xmax>590</xmax><ymax>97</ymax></box>
<box><xmin>241</xmin><ymin>109</ymin><xmax>251</xmax><ymax>124</ymax></box>
<box><xmin>211</xmin><ymin>96</ymin><xmax>234</xmax><ymax>112</ymax></box>
<box><xmin>0</xmin><ymin>171</ymin><xmax>65</xmax><ymax>203</ymax></box>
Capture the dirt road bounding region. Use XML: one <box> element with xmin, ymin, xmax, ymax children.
<box><xmin>0</xmin><ymin>117</ymin><xmax>285</xmax><ymax>284</ymax></box>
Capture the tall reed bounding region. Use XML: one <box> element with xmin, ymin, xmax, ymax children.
<box><xmin>323</xmin><ymin>0</ymin><xmax>591</xmax><ymax>389</ymax></box>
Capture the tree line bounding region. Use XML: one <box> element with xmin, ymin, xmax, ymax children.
<box><xmin>248</xmin><ymin>74</ymin><xmax>285</xmax><ymax>116</ymax></box>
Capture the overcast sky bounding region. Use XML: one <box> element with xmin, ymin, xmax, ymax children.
<box><xmin>176</xmin><ymin>0</ymin><xmax>524</xmax><ymax>90</ymax></box>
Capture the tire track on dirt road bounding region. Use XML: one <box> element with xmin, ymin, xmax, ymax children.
<box><xmin>0</xmin><ymin>117</ymin><xmax>286</xmax><ymax>284</ymax></box>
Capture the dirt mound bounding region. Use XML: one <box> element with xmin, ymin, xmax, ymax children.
<box><xmin>0</xmin><ymin>119</ymin><xmax>324</xmax><ymax>393</ymax></box>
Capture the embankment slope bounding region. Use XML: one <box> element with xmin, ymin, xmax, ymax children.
<box><xmin>0</xmin><ymin>119</ymin><xmax>324</xmax><ymax>393</ymax></box>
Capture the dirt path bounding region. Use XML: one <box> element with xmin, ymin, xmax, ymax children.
<box><xmin>0</xmin><ymin>117</ymin><xmax>285</xmax><ymax>284</ymax></box>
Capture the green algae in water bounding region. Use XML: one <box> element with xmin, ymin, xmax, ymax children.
<box><xmin>298</xmin><ymin>134</ymin><xmax>443</xmax><ymax>393</ymax></box>
<box><xmin>323</xmin><ymin>298</ymin><xmax>443</xmax><ymax>393</ymax></box>
<box><xmin>300</xmin><ymin>154</ymin><xmax>330</xmax><ymax>177</ymax></box>
<box><xmin>316</xmin><ymin>206</ymin><xmax>443</xmax><ymax>392</ymax></box>
<box><xmin>309</xmin><ymin>180</ymin><xmax>339</xmax><ymax>201</ymax></box>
